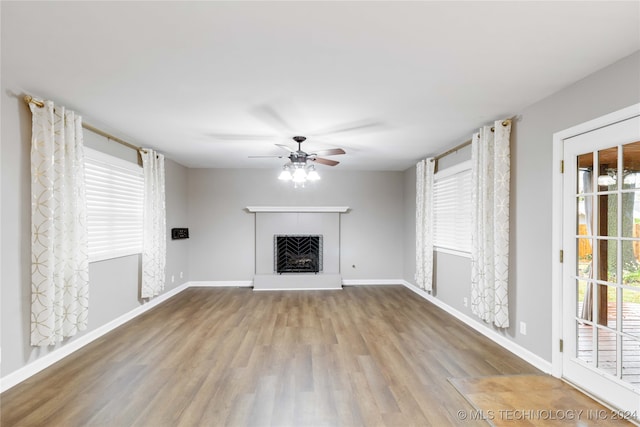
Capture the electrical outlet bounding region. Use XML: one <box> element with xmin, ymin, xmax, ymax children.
<box><xmin>463</xmin><ymin>297</ymin><xmax>468</xmax><ymax>307</ymax></box>
<box><xmin>519</xmin><ymin>321</ymin><xmax>527</xmax><ymax>335</ymax></box>
<box><xmin>171</xmin><ymin>275</ymin><xmax>175</xmax><ymax>283</ymax></box>
<box><xmin>180</xmin><ymin>271</ymin><xmax>183</xmax><ymax>279</ymax></box>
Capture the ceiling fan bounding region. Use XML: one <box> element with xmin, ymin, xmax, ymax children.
<box><xmin>206</xmin><ymin>102</ymin><xmax>384</xmax><ymax>144</ymax></box>
<box><xmin>249</xmin><ymin>136</ymin><xmax>346</xmax><ymax>185</ymax></box>
<box><xmin>249</xmin><ymin>136</ymin><xmax>346</xmax><ymax>167</ymax></box>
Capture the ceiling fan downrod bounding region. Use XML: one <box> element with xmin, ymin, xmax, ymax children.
<box><xmin>292</xmin><ymin>135</ymin><xmax>306</xmax><ymax>152</ymax></box>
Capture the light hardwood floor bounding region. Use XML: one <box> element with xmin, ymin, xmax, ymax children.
<box><xmin>2</xmin><ymin>286</ymin><xmax>544</xmax><ymax>426</ymax></box>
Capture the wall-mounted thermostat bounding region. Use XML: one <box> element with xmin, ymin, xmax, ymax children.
<box><xmin>171</xmin><ymin>228</ymin><xmax>189</xmax><ymax>240</ymax></box>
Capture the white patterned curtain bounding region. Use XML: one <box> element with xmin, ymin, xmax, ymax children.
<box><xmin>415</xmin><ymin>158</ymin><xmax>436</xmax><ymax>291</ymax></box>
<box><xmin>471</xmin><ymin>120</ymin><xmax>511</xmax><ymax>328</ymax></box>
<box><xmin>141</xmin><ymin>149</ymin><xmax>166</xmax><ymax>298</ymax></box>
<box><xmin>29</xmin><ymin>100</ymin><xmax>89</xmax><ymax>346</ymax></box>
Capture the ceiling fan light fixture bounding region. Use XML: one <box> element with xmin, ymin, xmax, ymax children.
<box><xmin>292</xmin><ymin>166</ymin><xmax>307</xmax><ymax>183</ymax></box>
<box><xmin>257</xmin><ymin>136</ymin><xmax>342</xmax><ymax>186</ymax></box>
<box><xmin>278</xmin><ymin>166</ymin><xmax>292</xmax><ymax>181</ymax></box>
<box><xmin>307</xmin><ymin>166</ymin><xmax>320</xmax><ymax>181</ymax></box>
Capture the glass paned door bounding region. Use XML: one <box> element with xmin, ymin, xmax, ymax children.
<box><xmin>563</xmin><ymin>114</ymin><xmax>640</xmax><ymax>414</ymax></box>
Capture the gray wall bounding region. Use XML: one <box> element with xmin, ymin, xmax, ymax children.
<box><xmin>165</xmin><ymin>159</ymin><xmax>190</xmax><ymax>287</ymax></box>
<box><xmin>403</xmin><ymin>165</ymin><xmax>417</xmax><ymax>284</ymax></box>
<box><xmin>0</xmin><ymin>77</ymin><xmax>190</xmax><ymax>377</ymax></box>
<box><xmin>1</xmin><ymin>89</ymin><xmax>33</xmax><ymax>378</ymax></box>
<box><xmin>403</xmin><ymin>51</ymin><xmax>640</xmax><ymax>362</ymax></box>
<box><xmin>187</xmin><ymin>168</ymin><xmax>404</xmax><ymax>281</ymax></box>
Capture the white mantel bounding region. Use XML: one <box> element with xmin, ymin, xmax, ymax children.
<box><xmin>247</xmin><ymin>206</ymin><xmax>349</xmax><ymax>213</ymax></box>
<box><xmin>249</xmin><ymin>207</ymin><xmax>347</xmax><ymax>290</ymax></box>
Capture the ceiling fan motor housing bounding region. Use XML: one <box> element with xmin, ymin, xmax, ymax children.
<box><xmin>249</xmin><ymin>135</ymin><xmax>342</xmax><ymax>167</ymax></box>
<box><xmin>291</xmin><ymin>136</ymin><xmax>309</xmax><ymax>163</ymax></box>
<box><xmin>289</xmin><ymin>152</ymin><xmax>307</xmax><ymax>164</ymax></box>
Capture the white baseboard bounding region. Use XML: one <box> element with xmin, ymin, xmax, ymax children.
<box><xmin>400</xmin><ymin>280</ymin><xmax>552</xmax><ymax>374</ymax></box>
<box><xmin>188</xmin><ymin>280</ymin><xmax>253</xmax><ymax>287</ymax></box>
<box><xmin>1</xmin><ymin>282</ymin><xmax>189</xmax><ymax>393</ymax></box>
<box><xmin>342</xmin><ymin>279</ymin><xmax>403</xmax><ymax>286</ymax></box>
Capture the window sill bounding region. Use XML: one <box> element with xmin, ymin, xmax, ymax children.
<box><xmin>89</xmin><ymin>251</ymin><xmax>141</xmax><ymax>264</ymax></box>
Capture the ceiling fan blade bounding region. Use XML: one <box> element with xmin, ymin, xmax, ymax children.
<box><xmin>312</xmin><ymin>157</ymin><xmax>340</xmax><ymax>167</ymax></box>
<box><xmin>275</xmin><ymin>143</ymin><xmax>294</xmax><ymax>152</ymax></box>
<box><xmin>311</xmin><ymin>120</ymin><xmax>384</xmax><ymax>137</ymax></box>
<box><xmin>311</xmin><ymin>148</ymin><xmax>346</xmax><ymax>156</ymax></box>
<box><xmin>248</xmin><ymin>155</ymin><xmax>286</xmax><ymax>158</ymax></box>
<box><xmin>206</xmin><ymin>132</ymin><xmax>277</xmax><ymax>141</ymax></box>
<box><xmin>251</xmin><ymin>104</ymin><xmax>293</xmax><ymax>133</ymax></box>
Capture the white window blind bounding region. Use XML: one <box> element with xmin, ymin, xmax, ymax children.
<box><xmin>85</xmin><ymin>148</ymin><xmax>144</xmax><ymax>262</ymax></box>
<box><xmin>433</xmin><ymin>161</ymin><xmax>472</xmax><ymax>255</ymax></box>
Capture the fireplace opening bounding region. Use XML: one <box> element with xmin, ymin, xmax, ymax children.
<box><xmin>275</xmin><ymin>235</ymin><xmax>323</xmax><ymax>274</ymax></box>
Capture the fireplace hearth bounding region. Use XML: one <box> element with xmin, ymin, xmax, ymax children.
<box><xmin>275</xmin><ymin>235</ymin><xmax>323</xmax><ymax>274</ymax></box>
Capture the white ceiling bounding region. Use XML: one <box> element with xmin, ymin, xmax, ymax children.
<box><xmin>3</xmin><ymin>1</ymin><xmax>639</xmax><ymax>170</ymax></box>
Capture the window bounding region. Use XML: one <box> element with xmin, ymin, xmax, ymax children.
<box><xmin>85</xmin><ymin>147</ymin><xmax>144</xmax><ymax>262</ymax></box>
<box><xmin>433</xmin><ymin>160</ymin><xmax>472</xmax><ymax>256</ymax></box>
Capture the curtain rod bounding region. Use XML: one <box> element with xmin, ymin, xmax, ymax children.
<box><xmin>430</xmin><ymin>117</ymin><xmax>514</xmax><ymax>162</ymax></box>
<box><xmin>23</xmin><ymin>95</ymin><xmax>146</xmax><ymax>153</ymax></box>
<box><xmin>432</xmin><ymin>138</ymin><xmax>472</xmax><ymax>162</ymax></box>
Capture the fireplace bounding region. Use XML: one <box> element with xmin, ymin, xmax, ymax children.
<box><xmin>249</xmin><ymin>207</ymin><xmax>346</xmax><ymax>290</ymax></box>
<box><xmin>274</xmin><ymin>235</ymin><xmax>323</xmax><ymax>274</ymax></box>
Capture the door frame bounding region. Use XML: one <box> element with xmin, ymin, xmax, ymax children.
<box><xmin>552</xmin><ymin>103</ymin><xmax>640</xmax><ymax>379</ymax></box>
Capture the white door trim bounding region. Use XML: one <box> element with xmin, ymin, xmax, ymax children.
<box><xmin>551</xmin><ymin>103</ymin><xmax>640</xmax><ymax>378</ymax></box>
